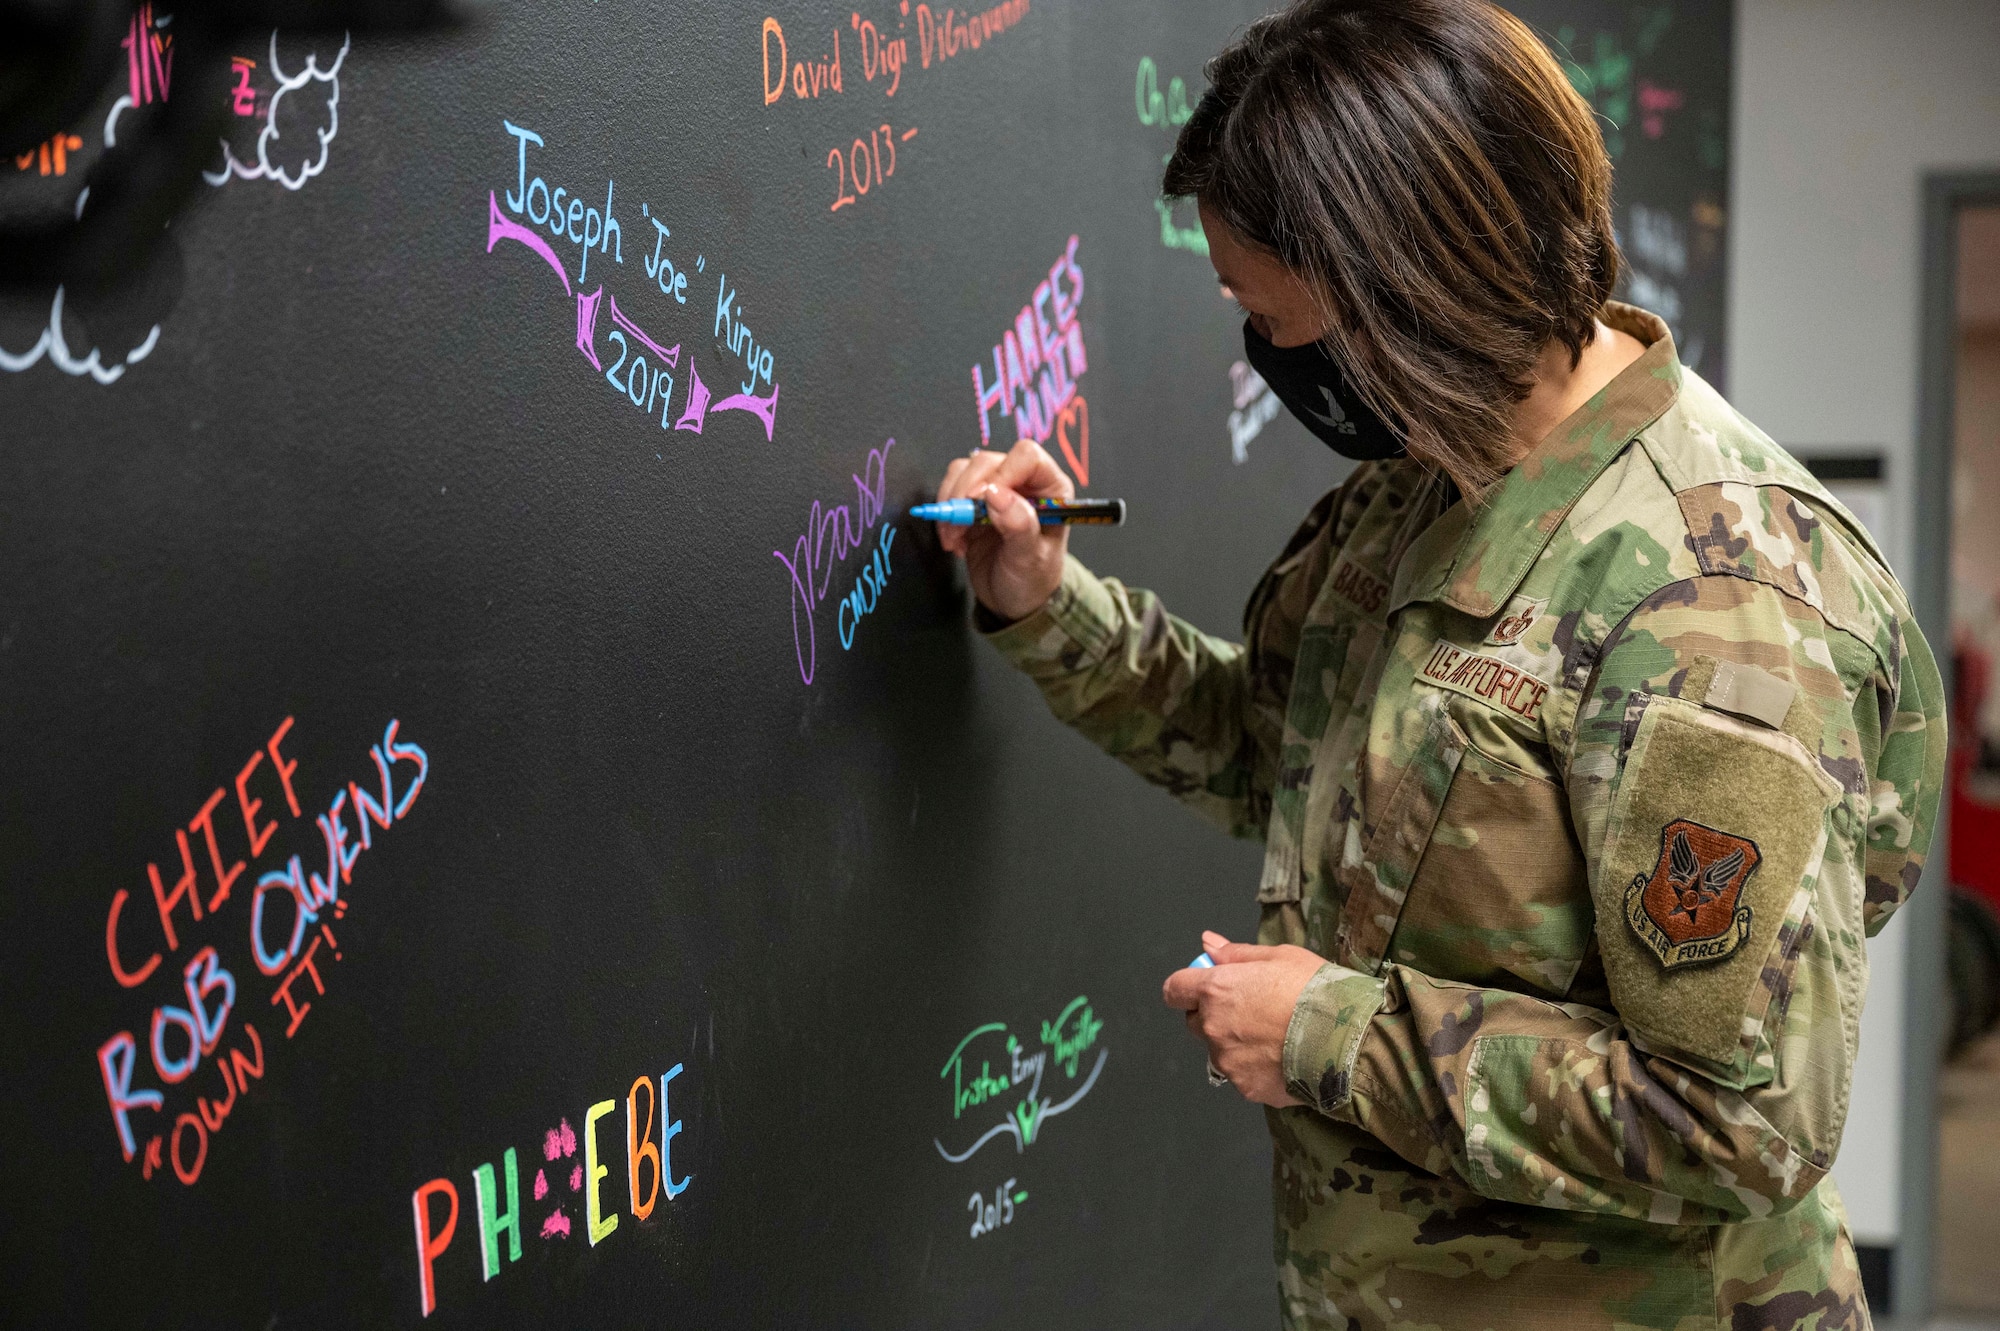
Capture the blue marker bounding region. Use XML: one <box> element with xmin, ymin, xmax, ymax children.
<box><xmin>910</xmin><ymin>497</ymin><xmax>1126</xmax><ymax>526</ymax></box>
<box><xmin>1186</xmin><ymin>951</ymin><xmax>1227</xmax><ymax>1086</ymax></box>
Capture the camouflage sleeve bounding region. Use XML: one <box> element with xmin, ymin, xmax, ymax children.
<box><xmin>1865</xmin><ymin>615</ymin><xmax>1947</xmax><ymax>934</ymax></box>
<box><xmin>983</xmin><ymin>554</ymin><xmax>1271</xmax><ymax>838</ymax></box>
<box><xmin>1282</xmin><ymin>574</ymin><xmax>1946</xmax><ymax>1225</ymax></box>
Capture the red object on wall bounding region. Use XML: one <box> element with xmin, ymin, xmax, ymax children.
<box><xmin>1951</xmin><ymin>640</ymin><xmax>2000</xmax><ymax>913</ymax></box>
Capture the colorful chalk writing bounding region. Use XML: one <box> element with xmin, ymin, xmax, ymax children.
<box><xmin>410</xmin><ymin>1061</ymin><xmax>696</xmax><ymax>1317</ymax></box>
<box><xmin>122</xmin><ymin>4</ymin><xmax>174</xmax><ymax>108</ymax></box>
<box><xmin>499</xmin><ymin>120</ymin><xmax>622</xmax><ymax>288</ymax></box>
<box><xmin>642</xmin><ymin>203</ymin><xmax>693</xmax><ymax>305</ymax></box>
<box><xmin>713</xmin><ymin>267</ymin><xmax>779</xmax><ymax>397</ymax></box>
<box><xmin>1551</xmin><ymin>7</ymin><xmax>1674</xmax><ymax>162</ymax></box>
<box><xmin>230</xmin><ymin>56</ymin><xmax>259</xmax><ymax>116</ymax></box>
<box><xmin>773</xmin><ymin>439</ymin><xmax>896</xmax><ymax>685</ymax></box>
<box><xmin>967</xmin><ymin>1178</ymin><xmax>1027</xmax><ymax>1239</ymax></box>
<box><xmin>575</xmin><ymin>286</ymin><xmax>683</xmax><ymax>428</ymax></box>
<box><xmin>838</xmin><ymin>522</ymin><xmax>898</xmax><ymax>651</ymax></box>
<box><xmin>0</xmin><ymin>288</ymin><xmax>162</xmax><ymax>383</ymax></box>
<box><xmin>763</xmin><ymin>16</ymin><xmax>846</xmax><ymax>102</ymax></box>
<box><xmin>15</xmin><ymin>133</ymin><xmax>84</xmax><ymax>177</ymax></box>
<box><xmin>94</xmin><ymin>717</ymin><xmax>429</xmax><ymax>1186</ymax></box>
<box><xmin>1637</xmin><ymin>79</ymin><xmax>1684</xmax><ymax>140</ymax></box>
<box><xmin>849</xmin><ymin>10</ymin><xmax>908</xmax><ymax>96</ymax></box>
<box><xmin>934</xmin><ymin>995</ymin><xmax>1105</xmax><ymax>1164</ymax></box>
<box><xmin>825</xmin><ymin>122</ymin><xmax>919</xmax><ymax>214</ymax></box>
<box><xmin>485</xmin><ymin>121</ymin><xmax>783</xmax><ymax>444</ymax></box>
<box><xmin>1134</xmin><ymin>56</ymin><xmax>1206</xmax><ymax>256</ymax></box>
<box><xmin>1624</xmin><ymin>200</ymin><xmax>1686</xmax><ymax>329</ymax></box>
<box><xmin>761</xmin><ymin>2</ymin><xmax>1022</xmax><ymax>209</ymax></box>
<box><xmin>3</xmin><ymin>23</ymin><xmax>348</xmax><ymax>388</ymax></box>
<box><xmin>534</xmin><ymin>1117</ymin><xmax>581</xmax><ymax>1239</ymax></box>
<box><xmin>1152</xmin><ymin>197</ymin><xmax>1208</xmax><ymax>256</ymax></box>
<box><xmin>1227</xmin><ymin>360</ymin><xmax>1280</xmax><ymax>464</ymax></box>
<box><xmin>203</xmin><ymin>31</ymin><xmax>349</xmax><ymax>190</ymax></box>
<box><xmin>913</xmin><ymin>0</ymin><xmax>1030</xmax><ymax>69</ymax></box>
<box><xmin>1134</xmin><ymin>55</ymin><xmax>1195</xmax><ymax>130</ymax></box>
<box><xmin>970</xmin><ymin>236</ymin><xmax>1090</xmax><ymax>480</ymax></box>
<box><xmin>760</xmin><ymin>0</ymin><xmax>1029</xmax><ymax>107</ymax></box>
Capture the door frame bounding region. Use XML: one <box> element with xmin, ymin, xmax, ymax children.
<box><xmin>1903</xmin><ymin>169</ymin><xmax>2000</xmax><ymax>1327</ymax></box>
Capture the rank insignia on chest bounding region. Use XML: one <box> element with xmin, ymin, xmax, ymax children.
<box><xmin>1485</xmin><ymin>596</ymin><xmax>1546</xmax><ymax>646</ymax></box>
<box><xmin>1624</xmin><ymin>819</ymin><xmax>1762</xmax><ymax>969</ymax></box>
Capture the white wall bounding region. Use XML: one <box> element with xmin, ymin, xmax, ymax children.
<box><xmin>1731</xmin><ymin>0</ymin><xmax>2000</xmax><ymax>1246</ymax></box>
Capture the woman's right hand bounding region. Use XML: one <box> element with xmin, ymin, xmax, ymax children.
<box><xmin>934</xmin><ymin>437</ymin><xmax>1074</xmax><ymax>623</ymax></box>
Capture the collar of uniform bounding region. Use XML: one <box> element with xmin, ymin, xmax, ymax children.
<box><xmin>1393</xmin><ymin>302</ymin><xmax>1682</xmax><ymax>620</ymax></box>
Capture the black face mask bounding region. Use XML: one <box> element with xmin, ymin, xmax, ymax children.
<box><xmin>1242</xmin><ymin>320</ymin><xmax>1405</xmax><ymax>461</ymax></box>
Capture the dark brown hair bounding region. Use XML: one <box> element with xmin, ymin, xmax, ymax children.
<box><xmin>1165</xmin><ymin>0</ymin><xmax>1620</xmax><ymax>494</ymax></box>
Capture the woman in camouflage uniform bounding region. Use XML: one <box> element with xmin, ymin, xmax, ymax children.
<box><xmin>931</xmin><ymin>1</ymin><xmax>1946</xmax><ymax>1328</ymax></box>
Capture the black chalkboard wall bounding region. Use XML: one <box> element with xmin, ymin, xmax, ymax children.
<box><xmin>0</xmin><ymin>3</ymin><xmax>1729</xmax><ymax>1326</ymax></box>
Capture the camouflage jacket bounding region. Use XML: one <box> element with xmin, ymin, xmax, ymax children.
<box><xmin>984</xmin><ymin>305</ymin><xmax>1946</xmax><ymax>1331</ymax></box>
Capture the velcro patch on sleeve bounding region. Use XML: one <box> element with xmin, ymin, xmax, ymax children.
<box><xmin>1597</xmin><ymin>696</ymin><xmax>1838</xmax><ymax>1067</ymax></box>
<box><xmin>1703</xmin><ymin>659</ymin><xmax>1798</xmax><ymax>731</ymax></box>
<box><xmin>1416</xmin><ymin>642</ymin><xmax>1549</xmax><ymax>723</ymax></box>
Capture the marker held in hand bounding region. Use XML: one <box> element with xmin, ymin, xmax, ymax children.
<box><xmin>1186</xmin><ymin>951</ymin><xmax>1227</xmax><ymax>1086</ymax></box>
<box><xmin>910</xmin><ymin>497</ymin><xmax>1126</xmax><ymax>527</ymax></box>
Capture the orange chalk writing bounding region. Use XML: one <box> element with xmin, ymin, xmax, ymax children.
<box><xmin>93</xmin><ymin>715</ymin><xmax>431</xmax><ymax>1191</ymax></box>
<box><xmin>236</xmin><ymin>750</ymin><xmax>279</xmax><ymax>858</ymax></box>
<box><xmin>171</xmin><ymin>1111</ymin><xmax>207</xmax><ymax>1184</ymax></box>
<box><xmin>149</xmin><ymin>830</ymin><xmax>202</xmax><ymax>952</ymax></box>
<box><xmin>270</xmin><ymin>930</ymin><xmax>332</xmax><ymax>1038</ymax></box>
<box><xmin>190</xmin><ymin>787</ymin><xmax>245</xmax><ymax>912</ymax></box>
<box><xmin>14</xmin><ymin>133</ymin><xmax>82</xmax><ymax>176</ymax></box>
<box><xmin>627</xmin><ymin>1075</ymin><xmax>662</xmax><ymax>1221</ymax></box>
<box><xmin>106</xmin><ymin>888</ymin><xmax>162</xmax><ymax>988</ymax></box>
<box><xmin>762</xmin><ymin>17</ymin><xmax>788</xmax><ymax>103</ymax></box>
<box><xmin>412</xmin><ymin>1178</ymin><xmax>460</xmax><ymax>1318</ymax></box>
<box><xmin>267</xmin><ymin>716</ymin><xmax>302</xmax><ymax>816</ymax></box>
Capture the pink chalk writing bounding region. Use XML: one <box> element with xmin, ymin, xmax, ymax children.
<box><xmin>230</xmin><ymin>57</ymin><xmax>258</xmax><ymax>116</ymax></box>
<box><xmin>124</xmin><ymin>4</ymin><xmax>173</xmax><ymax>108</ymax></box>
<box><xmin>576</xmin><ymin>287</ymin><xmax>680</xmax><ymax>373</ymax></box>
<box><xmin>487</xmin><ymin>191</ymin><xmax>574</xmax><ymax>297</ymax></box>
<box><xmin>536</xmin><ymin>1117</ymin><xmax>580</xmax><ymax>1239</ymax></box>
<box><xmin>1638</xmin><ymin>80</ymin><xmax>1684</xmax><ymax>139</ymax></box>
<box><xmin>773</xmin><ymin>440</ymin><xmax>895</xmax><ymax>684</ymax></box>
<box><xmin>971</xmin><ymin>236</ymin><xmax>1087</xmax><ymax>454</ymax></box>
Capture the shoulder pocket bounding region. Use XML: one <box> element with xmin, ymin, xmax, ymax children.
<box><xmin>1597</xmin><ymin>692</ymin><xmax>1842</xmax><ymax>1072</ymax></box>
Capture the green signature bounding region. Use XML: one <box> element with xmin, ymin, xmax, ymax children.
<box><xmin>935</xmin><ymin>997</ymin><xmax>1109</xmax><ymax>1163</ymax></box>
<box><xmin>1135</xmin><ymin>57</ymin><xmax>1209</xmax><ymax>256</ymax></box>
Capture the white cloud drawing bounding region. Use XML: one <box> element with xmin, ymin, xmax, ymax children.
<box><xmin>104</xmin><ymin>93</ymin><xmax>134</xmax><ymax>147</ymax></box>
<box><xmin>0</xmin><ymin>287</ymin><xmax>160</xmax><ymax>385</ymax></box>
<box><xmin>204</xmin><ymin>31</ymin><xmax>349</xmax><ymax>190</ymax></box>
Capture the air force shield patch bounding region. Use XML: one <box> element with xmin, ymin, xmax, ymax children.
<box><xmin>1624</xmin><ymin>819</ymin><xmax>1761</xmax><ymax>970</ymax></box>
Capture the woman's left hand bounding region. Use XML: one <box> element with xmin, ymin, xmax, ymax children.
<box><xmin>1161</xmin><ymin>931</ymin><xmax>1327</xmax><ymax>1107</ymax></box>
